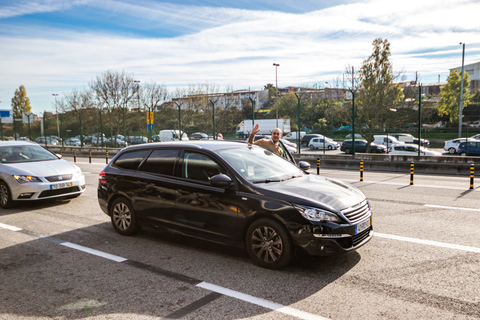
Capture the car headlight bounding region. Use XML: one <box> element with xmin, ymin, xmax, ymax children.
<box><xmin>294</xmin><ymin>205</ymin><xmax>342</xmax><ymax>223</ymax></box>
<box><xmin>13</xmin><ymin>175</ymin><xmax>42</xmax><ymax>183</ymax></box>
<box><xmin>73</xmin><ymin>166</ymin><xmax>84</xmax><ymax>178</ymax></box>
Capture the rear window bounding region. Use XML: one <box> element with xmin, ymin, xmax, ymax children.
<box><xmin>114</xmin><ymin>149</ymin><xmax>150</xmax><ymax>170</ymax></box>
<box><xmin>140</xmin><ymin>149</ymin><xmax>179</xmax><ymax>176</ymax></box>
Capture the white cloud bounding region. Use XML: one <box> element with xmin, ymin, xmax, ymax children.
<box><xmin>0</xmin><ymin>0</ymin><xmax>480</xmax><ymax>114</ymax></box>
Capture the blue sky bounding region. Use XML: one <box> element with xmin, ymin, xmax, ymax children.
<box><xmin>1</xmin><ymin>0</ymin><xmax>480</xmax><ymax>114</ymax></box>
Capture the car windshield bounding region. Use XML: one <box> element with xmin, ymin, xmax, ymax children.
<box><xmin>0</xmin><ymin>145</ymin><xmax>59</xmax><ymax>163</ymax></box>
<box><xmin>218</xmin><ymin>145</ymin><xmax>305</xmax><ymax>183</ymax></box>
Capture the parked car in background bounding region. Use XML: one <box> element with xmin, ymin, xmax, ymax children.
<box><xmin>18</xmin><ymin>137</ymin><xmax>31</xmax><ymax>142</ymax></box>
<box><xmin>190</xmin><ymin>132</ymin><xmax>209</xmax><ymax>140</ymax></box>
<box><xmin>159</xmin><ymin>130</ymin><xmax>189</xmax><ymax>142</ymax></box>
<box><xmin>301</xmin><ymin>134</ymin><xmax>323</xmax><ymax>146</ymax></box>
<box><xmin>149</xmin><ymin>135</ymin><xmax>160</xmax><ymax>142</ymax></box>
<box><xmin>279</xmin><ymin>138</ymin><xmax>297</xmax><ymax>153</ymax></box>
<box><xmin>104</xmin><ymin>138</ymin><xmax>128</xmax><ymax>147</ymax></box>
<box><xmin>128</xmin><ymin>136</ymin><xmax>148</xmax><ymax>145</ymax></box>
<box><xmin>340</xmin><ymin>139</ymin><xmax>386</xmax><ymax>154</ymax></box>
<box><xmin>388</xmin><ymin>144</ymin><xmax>441</xmax><ymax>156</ymax></box>
<box><xmin>372</xmin><ymin>135</ymin><xmax>404</xmax><ymax>147</ymax></box>
<box><xmin>458</xmin><ymin>140</ymin><xmax>480</xmax><ymax>156</ymax></box>
<box><xmin>390</xmin><ymin>133</ymin><xmax>430</xmax><ymax>147</ymax></box>
<box><xmin>0</xmin><ymin>141</ymin><xmax>86</xmax><ymax>208</ymax></box>
<box><xmin>65</xmin><ymin>138</ymin><xmax>81</xmax><ymax>146</ymax></box>
<box><xmin>443</xmin><ymin>138</ymin><xmax>466</xmax><ymax>154</ymax></box>
<box><xmin>345</xmin><ymin>133</ymin><xmax>363</xmax><ymax>138</ymax></box>
<box><xmin>283</xmin><ymin>131</ymin><xmax>306</xmax><ymax>142</ymax></box>
<box><xmin>35</xmin><ymin>136</ymin><xmax>58</xmax><ymax>145</ymax></box>
<box><xmin>98</xmin><ymin>141</ymin><xmax>373</xmax><ymax>269</ymax></box>
<box><xmin>308</xmin><ymin>137</ymin><xmax>338</xmax><ymax>150</ymax></box>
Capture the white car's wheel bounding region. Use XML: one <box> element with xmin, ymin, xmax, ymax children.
<box><xmin>448</xmin><ymin>148</ymin><xmax>456</xmax><ymax>154</ymax></box>
<box><xmin>0</xmin><ymin>181</ymin><xmax>14</xmax><ymax>209</ymax></box>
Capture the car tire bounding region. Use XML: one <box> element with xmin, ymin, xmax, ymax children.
<box><xmin>309</xmin><ymin>144</ymin><xmax>315</xmax><ymax>150</ymax></box>
<box><xmin>327</xmin><ymin>145</ymin><xmax>333</xmax><ymax>150</ymax></box>
<box><xmin>460</xmin><ymin>152</ymin><xmax>466</xmax><ymax>157</ymax></box>
<box><xmin>0</xmin><ymin>181</ymin><xmax>14</xmax><ymax>209</ymax></box>
<box><xmin>448</xmin><ymin>148</ymin><xmax>456</xmax><ymax>154</ymax></box>
<box><xmin>245</xmin><ymin>218</ymin><xmax>293</xmax><ymax>269</ymax></box>
<box><xmin>344</xmin><ymin>148</ymin><xmax>351</xmax><ymax>154</ymax></box>
<box><xmin>110</xmin><ymin>197</ymin><xmax>142</xmax><ymax>236</ymax></box>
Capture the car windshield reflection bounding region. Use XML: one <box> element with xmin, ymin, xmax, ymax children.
<box><xmin>0</xmin><ymin>145</ymin><xmax>59</xmax><ymax>163</ymax></box>
<box><xmin>219</xmin><ymin>146</ymin><xmax>305</xmax><ymax>183</ymax></box>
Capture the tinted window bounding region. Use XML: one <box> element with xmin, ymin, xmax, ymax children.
<box><xmin>140</xmin><ymin>149</ymin><xmax>178</xmax><ymax>176</ymax></box>
<box><xmin>183</xmin><ymin>152</ymin><xmax>224</xmax><ymax>183</ymax></box>
<box><xmin>114</xmin><ymin>150</ymin><xmax>150</xmax><ymax>170</ymax></box>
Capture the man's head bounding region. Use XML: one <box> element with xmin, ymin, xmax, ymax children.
<box><xmin>271</xmin><ymin>128</ymin><xmax>282</xmax><ymax>144</ymax></box>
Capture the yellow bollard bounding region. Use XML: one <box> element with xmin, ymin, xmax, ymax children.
<box><xmin>73</xmin><ymin>150</ymin><xmax>76</xmax><ymax>163</ymax></box>
<box><xmin>410</xmin><ymin>162</ymin><xmax>414</xmax><ymax>185</ymax></box>
<box><xmin>317</xmin><ymin>158</ymin><xmax>320</xmax><ymax>175</ymax></box>
<box><xmin>89</xmin><ymin>150</ymin><xmax>92</xmax><ymax>164</ymax></box>
<box><xmin>470</xmin><ymin>163</ymin><xmax>474</xmax><ymax>190</ymax></box>
<box><xmin>360</xmin><ymin>161</ymin><xmax>364</xmax><ymax>181</ymax></box>
<box><xmin>106</xmin><ymin>151</ymin><xmax>108</xmax><ymax>164</ymax></box>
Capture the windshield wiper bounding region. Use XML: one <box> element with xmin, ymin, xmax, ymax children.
<box><xmin>252</xmin><ymin>179</ymin><xmax>282</xmax><ymax>184</ymax></box>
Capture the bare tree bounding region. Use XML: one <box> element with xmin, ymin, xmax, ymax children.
<box><xmin>89</xmin><ymin>70</ymin><xmax>140</xmax><ymax>139</ymax></box>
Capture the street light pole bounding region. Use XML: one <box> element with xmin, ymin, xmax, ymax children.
<box><xmin>273</xmin><ymin>63</ymin><xmax>280</xmax><ymax>127</ymax></box>
<box><xmin>459</xmin><ymin>42</ymin><xmax>465</xmax><ymax>138</ymax></box>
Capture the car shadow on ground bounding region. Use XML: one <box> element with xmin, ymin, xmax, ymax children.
<box><xmin>0</xmin><ymin>219</ymin><xmax>362</xmax><ymax>319</ymax></box>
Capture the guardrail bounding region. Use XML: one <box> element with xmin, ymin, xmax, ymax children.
<box><xmin>294</xmin><ymin>153</ymin><xmax>479</xmax><ymax>175</ymax></box>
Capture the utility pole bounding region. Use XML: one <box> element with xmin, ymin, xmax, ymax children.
<box><xmin>459</xmin><ymin>42</ymin><xmax>465</xmax><ymax>138</ymax></box>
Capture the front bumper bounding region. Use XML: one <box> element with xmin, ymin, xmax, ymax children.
<box><xmin>292</xmin><ymin>224</ymin><xmax>373</xmax><ymax>256</ymax></box>
<box><xmin>9</xmin><ymin>176</ymin><xmax>86</xmax><ymax>201</ymax></box>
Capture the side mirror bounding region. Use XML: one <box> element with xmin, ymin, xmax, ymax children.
<box><xmin>210</xmin><ymin>174</ymin><xmax>234</xmax><ymax>188</ymax></box>
<box><xmin>298</xmin><ymin>161</ymin><xmax>310</xmax><ymax>171</ymax></box>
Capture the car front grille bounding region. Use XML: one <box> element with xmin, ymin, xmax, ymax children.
<box><xmin>45</xmin><ymin>174</ymin><xmax>73</xmax><ymax>182</ymax></box>
<box><xmin>340</xmin><ymin>200</ymin><xmax>371</xmax><ymax>224</ymax></box>
<box><xmin>352</xmin><ymin>227</ymin><xmax>372</xmax><ymax>247</ymax></box>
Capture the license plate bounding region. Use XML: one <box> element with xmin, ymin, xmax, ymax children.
<box><xmin>50</xmin><ymin>182</ymin><xmax>72</xmax><ymax>190</ymax></box>
<box><xmin>355</xmin><ymin>217</ymin><xmax>371</xmax><ymax>234</ymax></box>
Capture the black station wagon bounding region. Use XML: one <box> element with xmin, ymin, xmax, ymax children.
<box><xmin>98</xmin><ymin>141</ymin><xmax>373</xmax><ymax>269</ymax></box>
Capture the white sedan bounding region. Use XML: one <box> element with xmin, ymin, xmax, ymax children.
<box><xmin>388</xmin><ymin>144</ymin><xmax>441</xmax><ymax>156</ymax></box>
<box><xmin>308</xmin><ymin>137</ymin><xmax>339</xmax><ymax>150</ymax></box>
<box><xmin>443</xmin><ymin>138</ymin><xmax>466</xmax><ymax>154</ymax></box>
<box><xmin>0</xmin><ymin>141</ymin><xmax>86</xmax><ymax>208</ymax></box>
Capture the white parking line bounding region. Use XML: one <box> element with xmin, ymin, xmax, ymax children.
<box><xmin>424</xmin><ymin>204</ymin><xmax>480</xmax><ymax>212</ymax></box>
<box><xmin>60</xmin><ymin>242</ymin><xmax>127</xmax><ymax>262</ymax></box>
<box><xmin>197</xmin><ymin>282</ymin><xmax>330</xmax><ymax>320</ymax></box>
<box><xmin>0</xmin><ymin>222</ymin><xmax>22</xmax><ymax>231</ymax></box>
<box><xmin>375</xmin><ymin>233</ymin><xmax>480</xmax><ymax>254</ymax></box>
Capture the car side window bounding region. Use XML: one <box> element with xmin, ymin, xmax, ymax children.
<box><xmin>114</xmin><ymin>150</ymin><xmax>150</xmax><ymax>170</ymax></box>
<box><xmin>140</xmin><ymin>149</ymin><xmax>179</xmax><ymax>176</ymax></box>
<box><xmin>183</xmin><ymin>152</ymin><xmax>224</xmax><ymax>183</ymax></box>
<box><xmin>405</xmin><ymin>146</ymin><xmax>416</xmax><ymax>152</ymax></box>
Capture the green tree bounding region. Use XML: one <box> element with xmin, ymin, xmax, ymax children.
<box><xmin>11</xmin><ymin>85</ymin><xmax>32</xmax><ymax>119</ymax></box>
<box><xmin>437</xmin><ymin>69</ymin><xmax>471</xmax><ymax>122</ymax></box>
<box><xmin>355</xmin><ymin>38</ymin><xmax>403</xmax><ymax>145</ymax></box>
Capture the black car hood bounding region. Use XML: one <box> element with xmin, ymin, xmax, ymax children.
<box><xmin>255</xmin><ymin>174</ymin><xmax>366</xmax><ymax>212</ymax></box>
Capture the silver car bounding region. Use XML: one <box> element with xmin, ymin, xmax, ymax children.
<box><xmin>443</xmin><ymin>138</ymin><xmax>466</xmax><ymax>154</ymax></box>
<box><xmin>0</xmin><ymin>141</ymin><xmax>86</xmax><ymax>208</ymax></box>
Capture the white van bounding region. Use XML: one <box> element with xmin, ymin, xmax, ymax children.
<box><xmin>159</xmin><ymin>130</ymin><xmax>189</xmax><ymax>142</ymax></box>
<box><xmin>283</xmin><ymin>131</ymin><xmax>306</xmax><ymax>142</ymax></box>
<box><xmin>373</xmin><ymin>135</ymin><xmax>404</xmax><ymax>147</ymax></box>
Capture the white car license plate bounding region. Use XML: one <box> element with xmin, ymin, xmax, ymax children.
<box><xmin>50</xmin><ymin>182</ymin><xmax>72</xmax><ymax>190</ymax></box>
<box><xmin>355</xmin><ymin>217</ymin><xmax>371</xmax><ymax>234</ymax></box>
